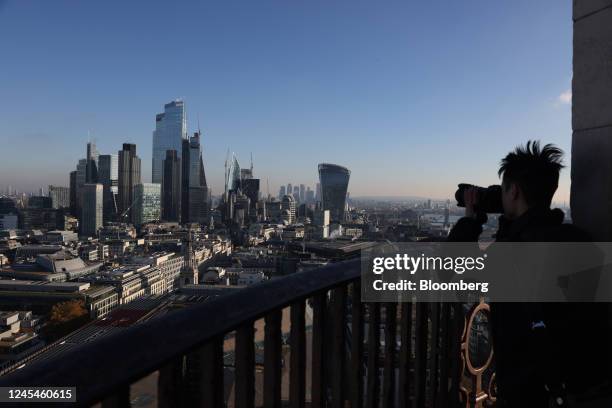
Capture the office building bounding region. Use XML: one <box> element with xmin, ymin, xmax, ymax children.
<box><xmin>48</xmin><ymin>186</ymin><xmax>70</xmax><ymax>209</ymax></box>
<box><xmin>318</xmin><ymin>163</ymin><xmax>351</xmax><ymax>223</ymax></box>
<box><xmin>226</xmin><ymin>154</ymin><xmax>241</xmax><ymax>192</ymax></box>
<box><xmin>152</xmin><ymin>100</ymin><xmax>186</xmax><ymax>184</ymax></box>
<box><xmin>134</xmin><ymin>183</ymin><xmax>161</xmax><ymax>227</ymax></box>
<box><xmin>162</xmin><ymin>150</ymin><xmax>181</xmax><ymax>222</ymax></box>
<box><xmin>306</xmin><ymin>187</ymin><xmax>315</xmax><ymax>204</ymax></box>
<box><xmin>98</xmin><ymin>154</ymin><xmax>118</xmax><ymax>222</ymax></box>
<box><xmin>293</xmin><ymin>185</ymin><xmax>300</xmax><ymax>201</ymax></box>
<box><xmin>242</xmin><ymin>178</ymin><xmax>260</xmax><ymax>210</ymax></box>
<box><xmin>86</xmin><ymin>141</ymin><xmax>99</xmax><ymax>183</ymax></box>
<box><xmin>19</xmin><ymin>208</ymin><xmax>65</xmax><ymax>230</ymax></box>
<box><xmin>281</xmin><ymin>195</ymin><xmax>296</xmax><ymax>224</ymax></box>
<box><xmin>69</xmin><ymin>171</ymin><xmax>77</xmax><ymax>215</ymax></box>
<box><xmin>181</xmin><ymin>132</ymin><xmax>208</xmax><ymax>223</ymax></box>
<box><xmin>81</xmin><ymin>184</ymin><xmax>103</xmax><ymax>237</ymax></box>
<box><xmin>28</xmin><ymin>196</ymin><xmax>52</xmax><ymax>209</ymax></box>
<box><xmin>279</xmin><ymin>185</ymin><xmax>286</xmax><ymax>199</ymax></box>
<box><xmin>313</xmin><ymin>209</ymin><xmax>330</xmax><ymax>239</ymax></box>
<box><xmin>118</xmin><ymin>144</ymin><xmax>141</xmax><ymax>224</ymax></box>
<box><xmin>75</xmin><ymin>158</ymin><xmax>87</xmax><ymax>215</ymax></box>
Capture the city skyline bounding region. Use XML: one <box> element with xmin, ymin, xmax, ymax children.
<box><xmin>0</xmin><ymin>1</ymin><xmax>573</xmax><ymax>201</ymax></box>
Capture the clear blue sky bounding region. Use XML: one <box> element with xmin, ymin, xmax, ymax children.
<box><xmin>0</xmin><ymin>0</ymin><xmax>573</xmax><ymax>202</ymax></box>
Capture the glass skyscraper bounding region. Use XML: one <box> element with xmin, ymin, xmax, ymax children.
<box><xmin>134</xmin><ymin>183</ymin><xmax>161</xmax><ymax>226</ymax></box>
<box><xmin>118</xmin><ymin>143</ymin><xmax>141</xmax><ymax>224</ymax></box>
<box><xmin>318</xmin><ymin>163</ymin><xmax>351</xmax><ymax>223</ymax></box>
<box><xmin>162</xmin><ymin>150</ymin><xmax>181</xmax><ymax>222</ymax></box>
<box><xmin>152</xmin><ymin>100</ymin><xmax>187</xmax><ymax>184</ymax></box>
<box><xmin>98</xmin><ymin>154</ymin><xmax>118</xmax><ymax>222</ymax></box>
<box><xmin>181</xmin><ymin>132</ymin><xmax>208</xmax><ymax>223</ymax></box>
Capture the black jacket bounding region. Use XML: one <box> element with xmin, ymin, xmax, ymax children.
<box><xmin>448</xmin><ymin>207</ymin><xmax>611</xmax><ymax>403</ymax></box>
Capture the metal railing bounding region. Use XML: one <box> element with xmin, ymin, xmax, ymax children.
<box><xmin>0</xmin><ymin>259</ymin><xmax>494</xmax><ymax>407</ymax></box>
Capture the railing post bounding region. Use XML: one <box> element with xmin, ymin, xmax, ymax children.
<box><xmin>351</xmin><ymin>282</ymin><xmax>364</xmax><ymax>408</ymax></box>
<box><xmin>436</xmin><ymin>303</ymin><xmax>451</xmax><ymax>408</ymax></box>
<box><xmin>429</xmin><ymin>302</ymin><xmax>440</xmax><ymax>405</ymax></box>
<box><xmin>366</xmin><ymin>302</ymin><xmax>380</xmax><ymax>408</ymax></box>
<box><xmin>413</xmin><ymin>303</ymin><xmax>429</xmax><ymax>408</ymax></box>
<box><xmin>235</xmin><ymin>323</ymin><xmax>255</xmax><ymax>408</ymax></box>
<box><xmin>158</xmin><ymin>355</ymin><xmax>185</xmax><ymax>408</ymax></box>
<box><xmin>383</xmin><ymin>302</ymin><xmax>397</xmax><ymax>407</ymax></box>
<box><xmin>101</xmin><ymin>385</ymin><xmax>130</xmax><ymax>408</ymax></box>
<box><xmin>199</xmin><ymin>336</ymin><xmax>225</xmax><ymax>408</ymax></box>
<box><xmin>398</xmin><ymin>302</ymin><xmax>413</xmax><ymax>408</ymax></box>
<box><xmin>264</xmin><ymin>309</ymin><xmax>283</xmax><ymax>408</ymax></box>
<box><xmin>331</xmin><ymin>286</ymin><xmax>347</xmax><ymax>408</ymax></box>
<box><xmin>290</xmin><ymin>301</ymin><xmax>306</xmax><ymax>408</ymax></box>
<box><xmin>311</xmin><ymin>292</ymin><xmax>327</xmax><ymax>408</ymax></box>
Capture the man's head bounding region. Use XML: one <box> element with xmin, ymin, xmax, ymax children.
<box><xmin>498</xmin><ymin>141</ymin><xmax>564</xmax><ymax>219</ymax></box>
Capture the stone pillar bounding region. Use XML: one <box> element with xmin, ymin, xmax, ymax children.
<box><xmin>571</xmin><ymin>1</ymin><xmax>612</xmax><ymax>240</ymax></box>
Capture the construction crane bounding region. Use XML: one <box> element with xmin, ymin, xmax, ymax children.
<box><xmin>119</xmin><ymin>195</ymin><xmax>141</xmax><ymax>220</ymax></box>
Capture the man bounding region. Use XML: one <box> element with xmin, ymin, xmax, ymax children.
<box><xmin>448</xmin><ymin>141</ymin><xmax>611</xmax><ymax>407</ymax></box>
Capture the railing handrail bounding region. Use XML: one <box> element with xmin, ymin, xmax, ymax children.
<box><xmin>0</xmin><ymin>258</ymin><xmax>361</xmax><ymax>406</ymax></box>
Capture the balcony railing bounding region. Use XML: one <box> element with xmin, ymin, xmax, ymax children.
<box><xmin>0</xmin><ymin>259</ymin><xmax>494</xmax><ymax>407</ymax></box>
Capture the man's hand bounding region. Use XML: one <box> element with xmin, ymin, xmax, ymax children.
<box><xmin>464</xmin><ymin>187</ymin><xmax>478</xmax><ymax>219</ymax></box>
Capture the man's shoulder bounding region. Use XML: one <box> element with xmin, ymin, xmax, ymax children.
<box><xmin>521</xmin><ymin>223</ymin><xmax>591</xmax><ymax>242</ymax></box>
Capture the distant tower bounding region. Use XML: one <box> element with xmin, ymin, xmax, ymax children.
<box><xmin>80</xmin><ymin>183</ymin><xmax>103</xmax><ymax>237</ymax></box>
<box><xmin>162</xmin><ymin>149</ymin><xmax>181</xmax><ymax>222</ymax></box>
<box><xmin>318</xmin><ymin>163</ymin><xmax>350</xmax><ymax>223</ymax></box>
<box><xmin>118</xmin><ymin>143</ymin><xmax>141</xmax><ymax>224</ymax></box>
<box><xmin>180</xmin><ymin>229</ymin><xmax>199</xmax><ymax>287</ymax></box>
<box><xmin>152</xmin><ymin>100</ymin><xmax>187</xmax><ymax>184</ymax></box>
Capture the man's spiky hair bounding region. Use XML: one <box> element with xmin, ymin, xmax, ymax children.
<box><xmin>498</xmin><ymin>140</ymin><xmax>564</xmax><ymax>207</ymax></box>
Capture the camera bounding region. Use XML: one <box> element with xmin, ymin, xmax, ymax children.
<box><xmin>455</xmin><ymin>183</ymin><xmax>504</xmax><ymax>213</ymax></box>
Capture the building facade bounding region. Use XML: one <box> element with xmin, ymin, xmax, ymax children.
<box><xmin>81</xmin><ymin>183</ymin><xmax>103</xmax><ymax>237</ymax></box>
<box><xmin>152</xmin><ymin>100</ymin><xmax>187</xmax><ymax>184</ymax></box>
<box><xmin>134</xmin><ymin>183</ymin><xmax>161</xmax><ymax>227</ymax></box>
<box><xmin>181</xmin><ymin>132</ymin><xmax>208</xmax><ymax>223</ymax></box>
<box><xmin>117</xmin><ymin>144</ymin><xmax>141</xmax><ymax>224</ymax></box>
<box><xmin>98</xmin><ymin>154</ymin><xmax>118</xmax><ymax>223</ymax></box>
<box><xmin>318</xmin><ymin>163</ymin><xmax>350</xmax><ymax>223</ymax></box>
<box><xmin>162</xmin><ymin>150</ymin><xmax>181</xmax><ymax>222</ymax></box>
<box><xmin>48</xmin><ymin>186</ymin><xmax>70</xmax><ymax>209</ymax></box>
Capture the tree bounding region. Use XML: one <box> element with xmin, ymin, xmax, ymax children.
<box><xmin>50</xmin><ymin>299</ymin><xmax>87</xmax><ymax>324</ymax></box>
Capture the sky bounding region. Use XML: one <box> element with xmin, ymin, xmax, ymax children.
<box><xmin>0</xmin><ymin>0</ymin><xmax>573</xmax><ymax>202</ymax></box>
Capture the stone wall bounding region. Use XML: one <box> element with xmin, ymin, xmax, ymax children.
<box><xmin>571</xmin><ymin>0</ymin><xmax>612</xmax><ymax>240</ymax></box>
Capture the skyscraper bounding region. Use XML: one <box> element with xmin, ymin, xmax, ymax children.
<box><xmin>299</xmin><ymin>184</ymin><xmax>305</xmax><ymax>203</ymax></box>
<box><xmin>281</xmin><ymin>194</ymin><xmax>296</xmax><ymax>224</ymax></box>
<box><xmin>134</xmin><ymin>183</ymin><xmax>161</xmax><ymax>227</ymax></box>
<box><xmin>48</xmin><ymin>186</ymin><xmax>70</xmax><ymax>209</ymax></box>
<box><xmin>81</xmin><ymin>183</ymin><xmax>103</xmax><ymax>237</ymax></box>
<box><xmin>69</xmin><ymin>171</ymin><xmax>77</xmax><ymax>215</ymax></box>
<box><xmin>98</xmin><ymin>154</ymin><xmax>118</xmax><ymax>222</ymax></box>
<box><xmin>293</xmin><ymin>185</ymin><xmax>300</xmax><ymax>201</ymax></box>
<box><xmin>181</xmin><ymin>132</ymin><xmax>208</xmax><ymax>223</ymax></box>
<box><xmin>86</xmin><ymin>141</ymin><xmax>99</xmax><ymax>183</ymax></box>
<box><xmin>279</xmin><ymin>185</ymin><xmax>286</xmax><ymax>199</ymax></box>
<box><xmin>118</xmin><ymin>144</ymin><xmax>141</xmax><ymax>224</ymax></box>
<box><xmin>75</xmin><ymin>158</ymin><xmax>87</xmax><ymax>212</ymax></box>
<box><xmin>162</xmin><ymin>150</ymin><xmax>181</xmax><ymax>222</ymax></box>
<box><xmin>152</xmin><ymin>100</ymin><xmax>187</xmax><ymax>184</ymax></box>
<box><xmin>318</xmin><ymin>163</ymin><xmax>351</xmax><ymax>223</ymax></box>
<box><xmin>242</xmin><ymin>178</ymin><xmax>260</xmax><ymax>210</ymax></box>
